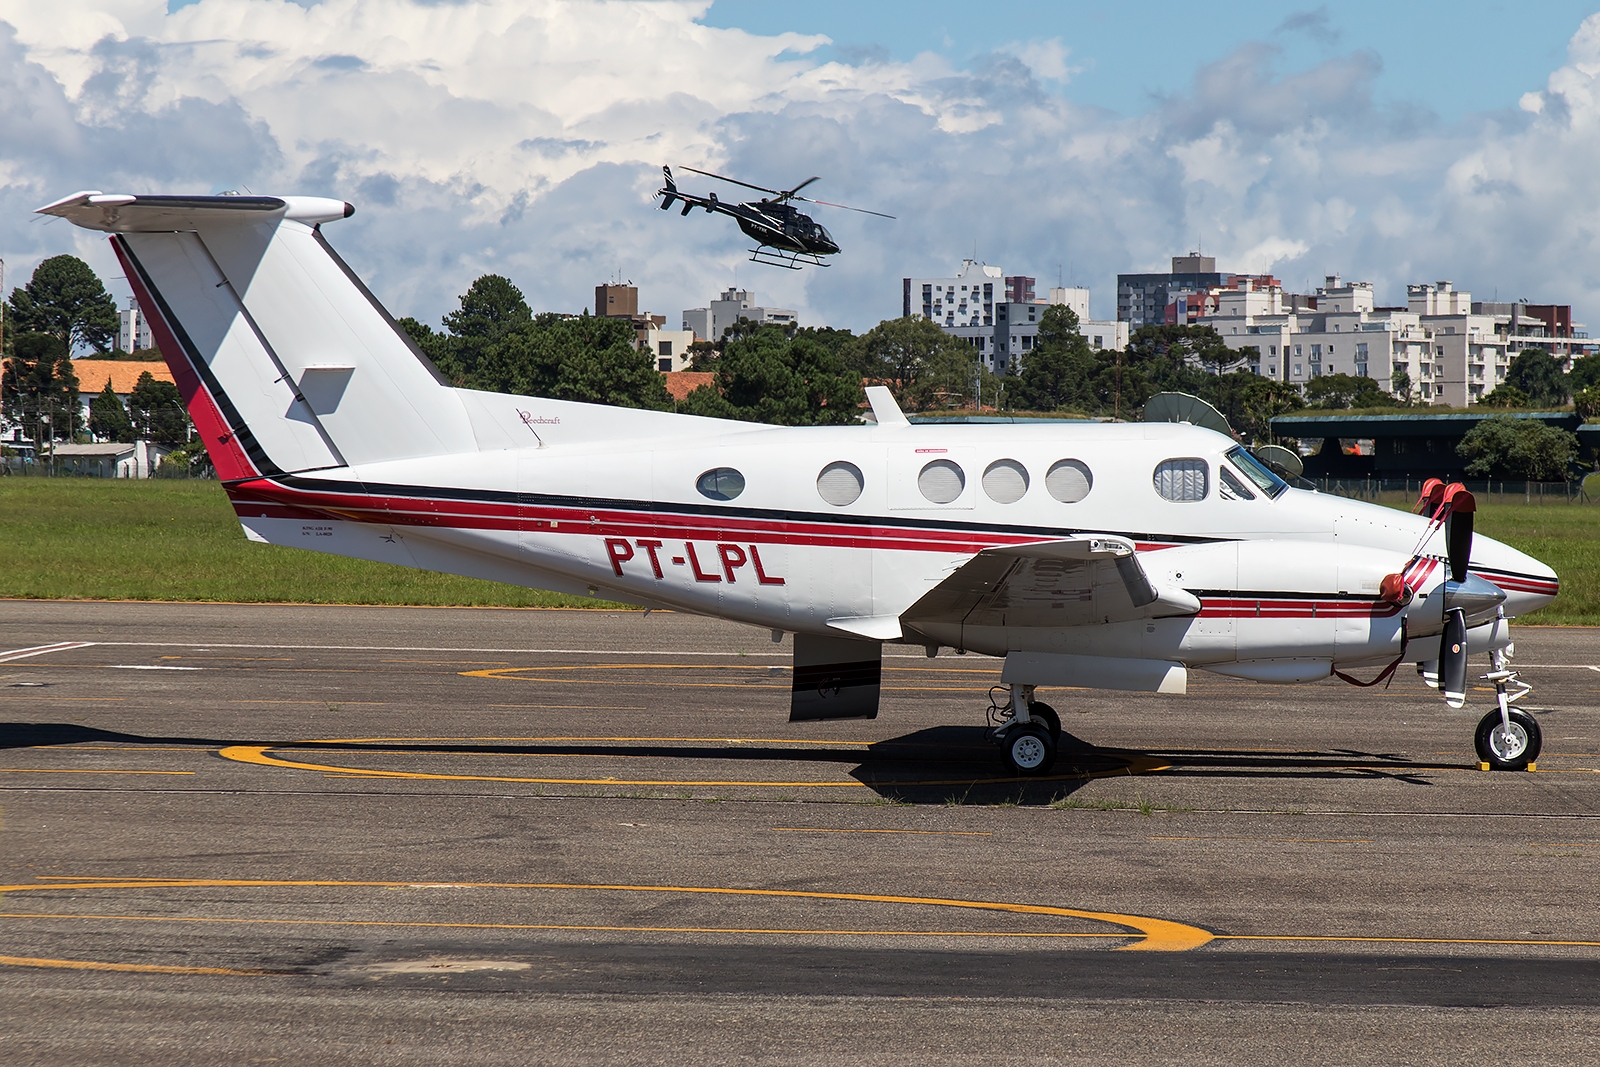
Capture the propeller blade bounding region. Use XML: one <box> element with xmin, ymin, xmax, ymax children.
<box><xmin>1439</xmin><ymin>608</ymin><xmax>1468</xmax><ymax>709</ymax></box>
<box><xmin>791</xmin><ymin>195</ymin><xmax>896</xmax><ymax>219</ymax></box>
<box><xmin>679</xmin><ymin>166</ymin><xmax>783</xmax><ymax>198</ymax></box>
<box><xmin>1418</xmin><ymin>660</ymin><xmax>1439</xmax><ymax>689</ymax></box>
<box><xmin>1445</xmin><ymin>488</ymin><xmax>1475</xmax><ymax>583</ymax></box>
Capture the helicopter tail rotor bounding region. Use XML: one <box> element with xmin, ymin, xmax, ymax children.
<box><xmin>658</xmin><ymin>165</ymin><xmax>678</xmax><ymax>211</ymax></box>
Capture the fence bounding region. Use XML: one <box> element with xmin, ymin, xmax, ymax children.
<box><xmin>1</xmin><ymin>455</ymin><xmax>212</xmax><ymax>479</ymax></box>
<box><xmin>1311</xmin><ymin>477</ymin><xmax>1594</xmax><ymax>505</ymax></box>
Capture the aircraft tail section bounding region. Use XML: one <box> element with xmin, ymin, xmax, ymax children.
<box><xmin>41</xmin><ymin>192</ymin><xmax>476</xmax><ymax>479</ymax></box>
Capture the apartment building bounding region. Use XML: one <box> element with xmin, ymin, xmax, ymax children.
<box><xmin>906</xmin><ymin>264</ymin><xmax>1126</xmax><ymax>371</ymax></box>
<box><xmin>1117</xmin><ymin>253</ymin><xmax>1226</xmax><ymax>328</ymax></box>
<box><xmin>682</xmin><ymin>288</ymin><xmax>797</xmax><ymax>344</ymax></box>
<box><xmin>597</xmin><ymin>282</ymin><xmax>695</xmax><ymax>372</ymax></box>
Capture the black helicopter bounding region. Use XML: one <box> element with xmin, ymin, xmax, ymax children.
<box><xmin>656</xmin><ymin>165</ymin><xmax>893</xmax><ymax>269</ymax></box>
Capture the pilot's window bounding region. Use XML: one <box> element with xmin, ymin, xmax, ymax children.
<box><xmin>1219</xmin><ymin>467</ymin><xmax>1256</xmax><ymax>500</ymax></box>
<box><xmin>816</xmin><ymin>461</ymin><xmax>864</xmax><ymax>506</ymax></box>
<box><xmin>1044</xmin><ymin>459</ymin><xmax>1092</xmax><ymax>503</ymax></box>
<box><xmin>981</xmin><ymin>459</ymin><xmax>1029</xmax><ymax>503</ymax></box>
<box><xmin>696</xmin><ymin>467</ymin><xmax>745</xmax><ymax>501</ymax></box>
<box><xmin>1153</xmin><ymin>458</ymin><xmax>1208</xmax><ymax>502</ymax></box>
<box><xmin>1226</xmin><ymin>446</ymin><xmax>1289</xmax><ymax>498</ymax></box>
<box><xmin>917</xmin><ymin>459</ymin><xmax>966</xmax><ymax>504</ymax></box>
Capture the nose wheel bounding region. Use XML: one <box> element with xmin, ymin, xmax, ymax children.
<box><xmin>1475</xmin><ymin>708</ymin><xmax>1541</xmax><ymax>771</ymax></box>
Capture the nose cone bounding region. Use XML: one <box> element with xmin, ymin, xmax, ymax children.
<box><xmin>1471</xmin><ymin>533</ymin><xmax>1559</xmax><ymax>618</ymax></box>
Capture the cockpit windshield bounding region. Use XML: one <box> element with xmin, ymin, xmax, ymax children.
<box><xmin>1226</xmin><ymin>446</ymin><xmax>1289</xmax><ymax>499</ymax></box>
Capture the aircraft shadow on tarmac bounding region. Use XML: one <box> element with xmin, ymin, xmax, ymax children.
<box><xmin>4</xmin><ymin>722</ymin><xmax>1458</xmax><ymax>805</ymax></box>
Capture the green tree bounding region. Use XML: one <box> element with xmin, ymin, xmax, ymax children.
<box><xmin>0</xmin><ymin>332</ymin><xmax>79</xmax><ymax>444</ymax></box>
<box><xmin>1012</xmin><ymin>305</ymin><xmax>1096</xmax><ymax>412</ymax></box>
<box><xmin>1478</xmin><ymin>383</ymin><xmax>1532</xmax><ymax>408</ymax></box>
<box><xmin>1303</xmin><ymin>372</ymin><xmax>1398</xmax><ymax>410</ymax></box>
<box><xmin>1504</xmin><ymin>348</ymin><xmax>1567</xmax><ymax>407</ymax></box>
<box><xmin>1574</xmin><ymin>385</ymin><xmax>1600</xmax><ymax>421</ymax></box>
<box><xmin>7</xmin><ymin>255</ymin><xmax>119</xmax><ymax>354</ymax></box>
<box><xmin>842</xmin><ymin>316</ymin><xmax>977</xmax><ymax>412</ymax></box>
<box><xmin>1203</xmin><ymin>372</ymin><xmax>1305</xmax><ymax>443</ymax></box>
<box><xmin>1568</xmin><ymin>354</ymin><xmax>1600</xmax><ymax>394</ymax></box>
<box><xmin>1457</xmin><ymin>416</ymin><xmax>1578</xmax><ymax>480</ymax></box>
<box><xmin>127</xmin><ymin>371</ymin><xmax>190</xmax><ymax>445</ymax></box>
<box><xmin>88</xmin><ymin>379</ymin><xmax>135</xmax><ymax>442</ymax></box>
<box><xmin>434</xmin><ymin>274</ymin><xmax>533</xmax><ymax>383</ymax></box>
<box><xmin>1391</xmin><ymin>367</ymin><xmax>1415</xmax><ymax>406</ymax></box>
<box><xmin>680</xmin><ymin>323</ymin><xmax>864</xmax><ymax>425</ymax></box>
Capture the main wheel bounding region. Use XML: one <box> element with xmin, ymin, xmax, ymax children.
<box><xmin>1003</xmin><ymin>724</ymin><xmax>1056</xmax><ymax>776</ymax></box>
<box><xmin>1474</xmin><ymin>708</ymin><xmax>1542</xmax><ymax>771</ymax></box>
<box><xmin>1028</xmin><ymin>701</ymin><xmax>1061</xmax><ymax>744</ymax></box>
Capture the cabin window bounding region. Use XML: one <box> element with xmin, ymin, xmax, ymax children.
<box><xmin>816</xmin><ymin>461</ymin><xmax>864</xmax><ymax>506</ymax></box>
<box><xmin>1044</xmin><ymin>459</ymin><xmax>1093</xmax><ymax>503</ymax></box>
<box><xmin>696</xmin><ymin>467</ymin><xmax>745</xmax><ymax>501</ymax></box>
<box><xmin>1153</xmin><ymin>458</ymin><xmax>1208</xmax><ymax>502</ymax></box>
<box><xmin>917</xmin><ymin>459</ymin><xmax>966</xmax><ymax>504</ymax></box>
<box><xmin>981</xmin><ymin>459</ymin><xmax>1029</xmax><ymax>503</ymax></box>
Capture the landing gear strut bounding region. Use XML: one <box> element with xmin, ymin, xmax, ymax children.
<box><xmin>988</xmin><ymin>684</ymin><xmax>1061</xmax><ymax>776</ymax></box>
<box><xmin>1474</xmin><ymin>649</ymin><xmax>1540</xmax><ymax>771</ymax></box>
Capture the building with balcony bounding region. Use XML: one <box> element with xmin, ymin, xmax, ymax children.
<box><xmin>682</xmin><ymin>288</ymin><xmax>797</xmax><ymax>344</ymax></box>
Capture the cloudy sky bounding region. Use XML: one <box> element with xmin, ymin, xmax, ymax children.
<box><xmin>5</xmin><ymin>1</ymin><xmax>1600</xmax><ymax>335</ymax></box>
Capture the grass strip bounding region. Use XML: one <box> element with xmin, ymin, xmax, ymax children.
<box><xmin>0</xmin><ymin>477</ymin><xmax>623</xmax><ymax>608</ymax></box>
<box><xmin>1</xmin><ymin>477</ymin><xmax>1594</xmax><ymax>622</ymax></box>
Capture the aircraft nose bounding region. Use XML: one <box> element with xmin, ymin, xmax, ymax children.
<box><xmin>1475</xmin><ymin>534</ymin><xmax>1559</xmax><ymax>612</ymax></box>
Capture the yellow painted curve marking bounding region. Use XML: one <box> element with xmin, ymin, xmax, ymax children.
<box><xmin>218</xmin><ymin>744</ymin><xmax>1171</xmax><ymax>788</ymax></box>
<box><xmin>0</xmin><ymin>953</ymin><xmax>264</xmax><ymax>976</ymax></box>
<box><xmin>0</xmin><ymin>878</ymin><xmax>1213</xmax><ymax>952</ymax></box>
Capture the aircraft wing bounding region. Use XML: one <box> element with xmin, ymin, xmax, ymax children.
<box><xmin>900</xmin><ymin>536</ymin><xmax>1201</xmax><ymax>640</ymax></box>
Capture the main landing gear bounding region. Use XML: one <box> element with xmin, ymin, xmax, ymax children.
<box><xmin>1474</xmin><ymin>649</ymin><xmax>1541</xmax><ymax>771</ymax></box>
<box><xmin>988</xmin><ymin>684</ymin><xmax>1063</xmax><ymax>776</ymax></box>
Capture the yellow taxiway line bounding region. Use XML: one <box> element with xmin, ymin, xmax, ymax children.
<box><xmin>218</xmin><ymin>742</ymin><xmax>1171</xmax><ymax>787</ymax></box>
<box><xmin>0</xmin><ymin>877</ymin><xmax>1213</xmax><ymax>952</ymax></box>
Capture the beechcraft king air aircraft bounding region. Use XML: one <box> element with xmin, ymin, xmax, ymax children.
<box><xmin>40</xmin><ymin>191</ymin><xmax>1562</xmax><ymax>776</ymax></box>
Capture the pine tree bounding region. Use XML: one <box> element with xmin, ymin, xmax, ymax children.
<box><xmin>88</xmin><ymin>379</ymin><xmax>135</xmax><ymax>443</ymax></box>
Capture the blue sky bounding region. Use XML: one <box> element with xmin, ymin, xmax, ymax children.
<box><xmin>701</xmin><ymin>1</ymin><xmax>1592</xmax><ymax>121</ymax></box>
<box><xmin>11</xmin><ymin>1</ymin><xmax>1600</xmax><ymax>332</ymax></box>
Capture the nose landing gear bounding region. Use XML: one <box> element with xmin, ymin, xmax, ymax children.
<box><xmin>1474</xmin><ymin>650</ymin><xmax>1540</xmax><ymax>771</ymax></box>
<box><xmin>988</xmin><ymin>684</ymin><xmax>1063</xmax><ymax>776</ymax></box>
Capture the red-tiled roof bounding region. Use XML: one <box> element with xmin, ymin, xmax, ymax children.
<box><xmin>69</xmin><ymin>360</ymin><xmax>174</xmax><ymax>394</ymax></box>
<box><xmin>663</xmin><ymin>371</ymin><xmax>714</xmax><ymax>401</ymax></box>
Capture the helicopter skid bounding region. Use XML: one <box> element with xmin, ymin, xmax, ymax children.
<box><xmin>748</xmin><ymin>247</ymin><xmax>828</xmax><ymax>270</ymax></box>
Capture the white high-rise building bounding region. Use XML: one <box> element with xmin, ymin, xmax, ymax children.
<box><xmin>682</xmin><ymin>289</ymin><xmax>797</xmax><ymax>342</ymax></box>
<box><xmin>118</xmin><ymin>296</ymin><xmax>152</xmax><ymax>353</ymax></box>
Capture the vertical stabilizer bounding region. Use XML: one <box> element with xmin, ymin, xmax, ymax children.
<box><xmin>42</xmin><ymin>192</ymin><xmax>476</xmax><ymax>477</ymax></box>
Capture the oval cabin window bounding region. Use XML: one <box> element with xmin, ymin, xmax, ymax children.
<box><xmin>981</xmin><ymin>459</ymin><xmax>1029</xmax><ymax>504</ymax></box>
<box><xmin>1153</xmin><ymin>458</ymin><xmax>1208</xmax><ymax>502</ymax></box>
<box><xmin>1044</xmin><ymin>459</ymin><xmax>1093</xmax><ymax>503</ymax></box>
<box><xmin>917</xmin><ymin>459</ymin><xmax>966</xmax><ymax>504</ymax></box>
<box><xmin>696</xmin><ymin>467</ymin><xmax>746</xmax><ymax>501</ymax></box>
<box><xmin>816</xmin><ymin>461</ymin><xmax>864</xmax><ymax>506</ymax></box>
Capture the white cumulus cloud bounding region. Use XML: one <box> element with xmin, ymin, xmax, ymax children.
<box><xmin>2</xmin><ymin>2</ymin><xmax>1600</xmax><ymax>335</ymax></box>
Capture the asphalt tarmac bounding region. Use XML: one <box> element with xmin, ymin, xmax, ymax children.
<box><xmin>2</xmin><ymin>600</ymin><xmax>1598</xmax><ymax>1064</ymax></box>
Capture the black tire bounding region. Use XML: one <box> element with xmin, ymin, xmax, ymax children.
<box><xmin>1474</xmin><ymin>708</ymin><xmax>1542</xmax><ymax>771</ymax></box>
<box><xmin>1003</xmin><ymin>724</ymin><xmax>1056</xmax><ymax>776</ymax></box>
<box><xmin>1028</xmin><ymin>701</ymin><xmax>1061</xmax><ymax>744</ymax></box>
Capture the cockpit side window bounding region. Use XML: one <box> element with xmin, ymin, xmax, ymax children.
<box><xmin>1219</xmin><ymin>467</ymin><xmax>1256</xmax><ymax>500</ymax></box>
<box><xmin>1226</xmin><ymin>446</ymin><xmax>1288</xmax><ymax>499</ymax></box>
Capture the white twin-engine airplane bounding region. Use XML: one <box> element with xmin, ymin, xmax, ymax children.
<box><xmin>42</xmin><ymin>191</ymin><xmax>1561</xmax><ymax>776</ymax></box>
